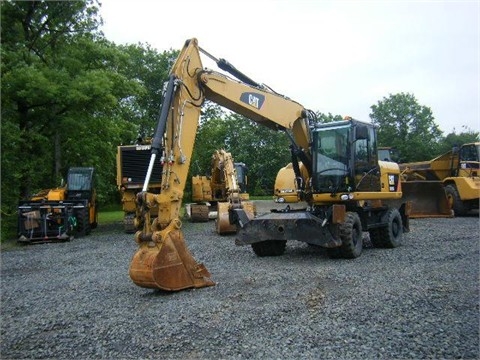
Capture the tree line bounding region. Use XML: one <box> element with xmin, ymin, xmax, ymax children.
<box><xmin>1</xmin><ymin>1</ymin><xmax>478</xmax><ymax>239</ymax></box>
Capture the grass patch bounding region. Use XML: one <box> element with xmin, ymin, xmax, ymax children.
<box><xmin>98</xmin><ymin>210</ymin><xmax>123</xmax><ymax>224</ymax></box>
<box><xmin>97</xmin><ymin>197</ymin><xmax>273</xmax><ymax>226</ymax></box>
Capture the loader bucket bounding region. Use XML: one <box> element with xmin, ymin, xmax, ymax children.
<box><xmin>401</xmin><ymin>181</ymin><xmax>453</xmax><ymax>218</ymax></box>
<box><xmin>129</xmin><ymin>228</ymin><xmax>215</xmax><ymax>291</ymax></box>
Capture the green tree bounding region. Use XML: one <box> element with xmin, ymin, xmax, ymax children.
<box><xmin>315</xmin><ymin>112</ymin><xmax>343</xmax><ymax>124</ymax></box>
<box><xmin>1</xmin><ymin>1</ymin><xmax>176</xmax><ymax>239</ymax></box>
<box><xmin>2</xmin><ymin>0</ymin><xmax>138</xmax><ymax>201</ymax></box>
<box><xmin>189</xmin><ymin>108</ymin><xmax>291</xmax><ymax>198</ymax></box>
<box><xmin>116</xmin><ymin>43</ymin><xmax>179</xmax><ymax>139</ymax></box>
<box><xmin>438</xmin><ymin>127</ymin><xmax>480</xmax><ymax>155</ymax></box>
<box><xmin>370</xmin><ymin>93</ymin><xmax>443</xmax><ymax>162</ymax></box>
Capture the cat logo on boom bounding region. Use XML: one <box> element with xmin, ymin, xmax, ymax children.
<box><xmin>240</xmin><ymin>92</ymin><xmax>265</xmax><ymax>110</ymax></box>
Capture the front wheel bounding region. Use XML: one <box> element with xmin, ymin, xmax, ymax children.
<box><xmin>328</xmin><ymin>211</ymin><xmax>363</xmax><ymax>259</ymax></box>
<box><xmin>445</xmin><ymin>184</ymin><xmax>469</xmax><ymax>216</ymax></box>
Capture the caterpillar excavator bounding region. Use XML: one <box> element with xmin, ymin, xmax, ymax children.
<box><xmin>129</xmin><ymin>38</ymin><xmax>410</xmax><ymax>292</ymax></box>
<box><xmin>186</xmin><ymin>149</ymin><xmax>255</xmax><ymax>234</ymax></box>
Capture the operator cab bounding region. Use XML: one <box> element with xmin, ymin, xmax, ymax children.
<box><xmin>458</xmin><ymin>143</ymin><xmax>480</xmax><ymax>171</ymax></box>
<box><xmin>311</xmin><ymin>119</ymin><xmax>380</xmax><ymax>194</ymax></box>
<box><xmin>66</xmin><ymin>167</ymin><xmax>95</xmax><ymax>200</ymax></box>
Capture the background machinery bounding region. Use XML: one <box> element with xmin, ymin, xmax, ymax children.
<box><xmin>273</xmin><ymin>162</ymin><xmax>302</xmax><ymax>203</ymax></box>
<box><xmin>116</xmin><ymin>141</ymin><xmax>163</xmax><ymax>233</ymax></box>
<box><xmin>399</xmin><ymin>142</ymin><xmax>479</xmax><ymax>216</ymax></box>
<box><xmin>187</xmin><ymin>149</ymin><xmax>255</xmax><ymax>234</ymax></box>
<box><xmin>17</xmin><ymin>167</ymin><xmax>98</xmax><ymax>243</ymax></box>
<box><xmin>128</xmin><ymin>38</ymin><xmax>410</xmax><ymax>292</ymax></box>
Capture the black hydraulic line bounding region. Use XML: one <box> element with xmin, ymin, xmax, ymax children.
<box><xmin>291</xmin><ymin>150</ymin><xmax>304</xmax><ymax>191</ymax></box>
<box><xmin>198</xmin><ymin>46</ymin><xmax>262</xmax><ymax>88</ymax></box>
<box><xmin>142</xmin><ymin>75</ymin><xmax>177</xmax><ymax>191</ymax></box>
<box><xmin>151</xmin><ymin>75</ymin><xmax>177</xmax><ymax>155</ymax></box>
<box><xmin>216</xmin><ymin>58</ymin><xmax>262</xmax><ymax>88</ymax></box>
<box><xmin>283</xmin><ymin>129</ymin><xmax>312</xmax><ymax>175</ymax></box>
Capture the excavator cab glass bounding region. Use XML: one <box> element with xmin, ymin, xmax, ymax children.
<box><xmin>459</xmin><ymin>143</ymin><xmax>480</xmax><ymax>170</ymax></box>
<box><xmin>312</xmin><ymin>120</ymin><xmax>380</xmax><ymax>193</ymax></box>
<box><xmin>312</xmin><ymin>121</ymin><xmax>351</xmax><ymax>193</ymax></box>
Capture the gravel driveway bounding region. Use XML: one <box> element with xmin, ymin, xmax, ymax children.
<box><xmin>1</xmin><ymin>201</ymin><xmax>479</xmax><ymax>359</ymax></box>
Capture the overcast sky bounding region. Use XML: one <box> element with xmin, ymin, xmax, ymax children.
<box><xmin>99</xmin><ymin>0</ymin><xmax>479</xmax><ymax>134</ymax></box>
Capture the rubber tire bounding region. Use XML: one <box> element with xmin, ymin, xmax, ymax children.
<box><xmin>90</xmin><ymin>203</ymin><xmax>98</xmax><ymax>229</ymax></box>
<box><xmin>329</xmin><ymin>211</ymin><xmax>363</xmax><ymax>259</ymax></box>
<box><xmin>76</xmin><ymin>208</ymin><xmax>91</xmax><ymax>237</ymax></box>
<box><xmin>252</xmin><ymin>240</ymin><xmax>287</xmax><ymax>257</ymax></box>
<box><xmin>370</xmin><ymin>208</ymin><xmax>403</xmax><ymax>248</ymax></box>
<box><xmin>445</xmin><ymin>184</ymin><xmax>469</xmax><ymax>216</ymax></box>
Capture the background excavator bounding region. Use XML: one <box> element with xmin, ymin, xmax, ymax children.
<box><xmin>399</xmin><ymin>142</ymin><xmax>479</xmax><ymax>216</ymax></box>
<box><xmin>116</xmin><ymin>139</ymin><xmax>163</xmax><ymax>233</ymax></box>
<box><xmin>186</xmin><ymin>149</ymin><xmax>255</xmax><ymax>234</ymax></box>
<box><xmin>17</xmin><ymin>167</ymin><xmax>98</xmax><ymax>243</ymax></box>
<box><xmin>129</xmin><ymin>38</ymin><xmax>410</xmax><ymax>292</ymax></box>
<box><xmin>273</xmin><ymin>162</ymin><xmax>305</xmax><ymax>204</ymax></box>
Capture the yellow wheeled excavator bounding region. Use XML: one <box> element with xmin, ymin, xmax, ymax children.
<box><xmin>129</xmin><ymin>38</ymin><xmax>410</xmax><ymax>292</ymax></box>
<box><xmin>187</xmin><ymin>149</ymin><xmax>255</xmax><ymax>234</ymax></box>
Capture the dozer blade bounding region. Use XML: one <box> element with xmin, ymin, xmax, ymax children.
<box><xmin>400</xmin><ymin>181</ymin><xmax>453</xmax><ymax>218</ymax></box>
<box><xmin>129</xmin><ymin>228</ymin><xmax>215</xmax><ymax>291</ymax></box>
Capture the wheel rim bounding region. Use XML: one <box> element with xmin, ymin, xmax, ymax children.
<box><xmin>392</xmin><ymin>218</ymin><xmax>400</xmax><ymax>237</ymax></box>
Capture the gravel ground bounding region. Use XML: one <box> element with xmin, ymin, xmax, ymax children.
<box><xmin>1</xmin><ymin>201</ymin><xmax>479</xmax><ymax>360</ymax></box>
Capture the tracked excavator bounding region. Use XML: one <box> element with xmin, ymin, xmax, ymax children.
<box><xmin>187</xmin><ymin>149</ymin><xmax>255</xmax><ymax>234</ymax></box>
<box><xmin>129</xmin><ymin>38</ymin><xmax>410</xmax><ymax>292</ymax></box>
<box><xmin>117</xmin><ymin>139</ymin><xmax>163</xmax><ymax>233</ymax></box>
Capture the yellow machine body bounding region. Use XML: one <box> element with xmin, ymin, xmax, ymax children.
<box><xmin>400</xmin><ymin>142</ymin><xmax>479</xmax><ymax>216</ymax></box>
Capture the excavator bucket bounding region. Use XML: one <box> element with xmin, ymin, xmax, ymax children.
<box><xmin>129</xmin><ymin>228</ymin><xmax>215</xmax><ymax>291</ymax></box>
<box><xmin>216</xmin><ymin>201</ymin><xmax>256</xmax><ymax>235</ymax></box>
<box><xmin>216</xmin><ymin>202</ymin><xmax>236</xmax><ymax>234</ymax></box>
<box><xmin>401</xmin><ymin>181</ymin><xmax>453</xmax><ymax>218</ymax></box>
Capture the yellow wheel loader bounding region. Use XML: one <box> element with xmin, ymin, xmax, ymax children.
<box><xmin>128</xmin><ymin>38</ymin><xmax>410</xmax><ymax>292</ymax></box>
<box><xmin>399</xmin><ymin>142</ymin><xmax>479</xmax><ymax>217</ymax></box>
<box><xmin>17</xmin><ymin>167</ymin><xmax>98</xmax><ymax>243</ymax></box>
<box><xmin>186</xmin><ymin>149</ymin><xmax>255</xmax><ymax>234</ymax></box>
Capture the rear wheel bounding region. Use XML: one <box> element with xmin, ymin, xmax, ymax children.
<box><xmin>445</xmin><ymin>184</ymin><xmax>469</xmax><ymax>216</ymax></box>
<box><xmin>329</xmin><ymin>211</ymin><xmax>363</xmax><ymax>259</ymax></box>
<box><xmin>370</xmin><ymin>208</ymin><xmax>403</xmax><ymax>248</ymax></box>
<box><xmin>251</xmin><ymin>240</ymin><xmax>286</xmax><ymax>257</ymax></box>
